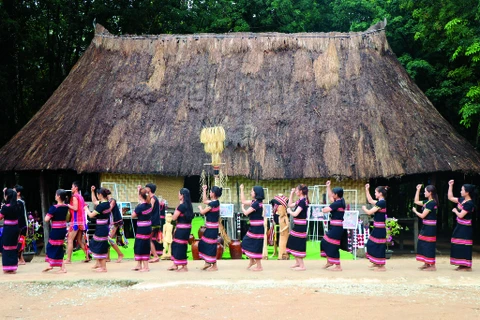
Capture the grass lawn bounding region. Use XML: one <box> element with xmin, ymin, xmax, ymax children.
<box><xmin>70</xmin><ymin>217</ymin><xmax>354</xmax><ymax>261</ymax></box>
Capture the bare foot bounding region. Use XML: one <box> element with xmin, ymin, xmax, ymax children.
<box><xmin>55</xmin><ymin>269</ymin><xmax>67</xmax><ymax>274</ymax></box>
<box><xmin>3</xmin><ymin>271</ymin><xmax>16</xmax><ymax>274</ymax></box>
<box><xmin>139</xmin><ymin>268</ymin><xmax>150</xmax><ymax>272</ymax></box>
<box><xmin>64</xmin><ymin>260</ymin><xmax>71</xmax><ymax>265</ymax></box>
<box><xmin>456</xmin><ymin>266</ymin><xmax>472</xmax><ymax>272</ymax></box>
<box><xmin>290</xmin><ymin>264</ymin><xmax>300</xmax><ymax>269</ymax></box>
<box><xmin>246</xmin><ymin>261</ymin><xmax>255</xmax><ymax>270</ymax></box>
<box><xmin>106</xmin><ymin>259</ymin><xmax>111</xmax><ymax>262</ymax></box>
<box><xmin>148</xmin><ymin>257</ymin><xmax>160</xmax><ymax>263</ymax></box>
<box><xmin>369</xmin><ymin>263</ymin><xmax>378</xmax><ymax>269</ymax></box>
<box><xmin>94</xmin><ymin>268</ymin><xmax>107</xmax><ymax>273</ymax></box>
<box><xmin>18</xmin><ymin>260</ymin><xmax>26</xmax><ymax>265</ymax></box>
<box><xmin>251</xmin><ymin>267</ymin><xmax>263</xmax><ymax>272</ymax></box>
<box><xmin>176</xmin><ymin>266</ymin><xmax>188</xmax><ymax>272</ymax></box>
<box><xmin>374</xmin><ymin>266</ymin><xmax>386</xmax><ymax>272</ymax></box>
<box><xmin>83</xmin><ymin>259</ymin><xmax>91</xmax><ymax>263</ymax></box>
<box><xmin>328</xmin><ymin>265</ymin><xmax>342</xmax><ymax>271</ymax></box>
<box><xmin>202</xmin><ymin>263</ymin><xmax>212</xmax><ymax>270</ymax></box>
<box><xmin>131</xmin><ymin>267</ymin><xmax>140</xmax><ymax>271</ymax></box>
<box><xmin>167</xmin><ymin>265</ymin><xmax>178</xmax><ymax>271</ymax></box>
<box><xmin>418</xmin><ymin>264</ymin><xmax>428</xmax><ymax>270</ymax></box>
<box><xmin>116</xmin><ymin>255</ymin><xmax>124</xmax><ymax>263</ymax></box>
<box><xmin>292</xmin><ymin>266</ymin><xmax>306</xmax><ymax>271</ymax></box>
<box><xmin>207</xmin><ymin>265</ymin><xmax>218</xmax><ymax>272</ymax></box>
<box><xmin>42</xmin><ymin>267</ymin><xmax>53</xmax><ymax>273</ymax></box>
<box><xmin>422</xmin><ymin>266</ymin><xmax>436</xmax><ymax>271</ymax></box>
<box><xmin>91</xmin><ymin>265</ymin><xmax>101</xmax><ymax>269</ymax></box>
<box><xmin>323</xmin><ymin>263</ymin><xmax>334</xmax><ymax>269</ymax></box>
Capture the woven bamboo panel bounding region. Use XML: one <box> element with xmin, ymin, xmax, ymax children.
<box><xmin>222</xmin><ymin>177</ymin><xmax>367</xmax><ymax>208</ymax></box>
<box><xmin>100</xmin><ymin>173</ymin><xmax>183</xmax><ymax>206</ymax></box>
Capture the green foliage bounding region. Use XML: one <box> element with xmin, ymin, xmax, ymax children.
<box><xmin>0</xmin><ymin>0</ymin><xmax>479</xmax><ymax>149</ymax></box>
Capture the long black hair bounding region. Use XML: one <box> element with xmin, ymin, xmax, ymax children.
<box><xmin>211</xmin><ymin>186</ymin><xmax>223</xmax><ymax>198</ymax></box>
<box><xmin>253</xmin><ymin>186</ymin><xmax>265</xmax><ymax>201</ymax></box>
<box><xmin>180</xmin><ymin>188</ymin><xmax>194</xmax><ymax>222</ymax></box>
<box><xmin>376</xmin><ymin>186</ymin><xmax>389</xmax><ymax>198</ymax></box>
<box><xmin>425</xmin><ymin>185</ymin><xmax>439</xmax><ymax>205</ymax></box>
<box><xmin>463</xmin><ymin>184</ymin><xmax>477</xmax><ymax>201</ymax></box>
<box><xmin>3</xmin><ymin>189</ymin><xmax>17</xmax><ymax>206</ymax></box>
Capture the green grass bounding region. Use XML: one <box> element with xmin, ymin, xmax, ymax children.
<box><xmin>70</xmin><ymin>217</ymin><xmax>354</xmax><ymax>261</ymax></box>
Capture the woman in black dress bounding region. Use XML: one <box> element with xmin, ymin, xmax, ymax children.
<box><xmin>240</xmin><ymin>184</ymin><xmax>265</xmax><ymax>271</ymax></box>
<box><xmin>448</xmin><ymin>180</ymin><xmax>476</xmax><ymax>271</ymax></box>
<box><xmin>198</xmin><ymin>185</ymin><xmax>222</xmax><ymax>271</ymax></box>
<box><xmin>131</xmin><ymin>188</ymin><xmax>153</xmax><ymax>272</ymax></box>
<box><xmin>0</xmin><ymin>188</ymin><xmax>19</xmax><ymax>274</ymax></box>
<box><xmin>413</xmin><ymin>184</ymin><xmax>439</xmax><ymax>271</ymax></box>
<box><xmin>286</xmin><ymin>184</ymin><xmax>309</xmax><ymax>271</ymax></box>
<box><xmin>320</xmin><ymin>181</ymin><xmax>345</xmax><ymax>271</ymax></box>
<box><xmin>362</xmin><ymin>184</ymin><xmax>388</xmax><ymax>272</ymax></box>
<box><xmin>168</xmin><ymin>188</ymin><xmax>194</xmax><ymax>272</ymax></box>
<box><xmin>84</xmin><ymin>188</ymin><xmax>111</xmax><ymax>272</ymax></box>
<box><xmin>43</xmin><ymin>189</ymin><xmax>69</xmax><ymax>273</ymax></box>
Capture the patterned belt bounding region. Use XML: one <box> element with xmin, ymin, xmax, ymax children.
<box><xmin>373</xmin><ymin>222</ymin><xmax>385</xmax><ymax>228</ymax></box>
<box><xmin>293</xmin><ymin>219</ymin><xmax>307</xmax><ymax>225</ymax></box>
<box><xmin>330</xmin><ymin>220</ymin><xmax>343</xmax><ymax>226</ymax></box>
<box><xmin>423</xmin><ymin>220</ymin><xmax>436</xmax><ymax>226</ymax></box>
<box><xmin>96</xmin><ymin>219</ymin><xmax>109</xmax><ymax>225</ymax></box>
<box><xmin>250</xmin><ymin>221</ymin><xmax>263</xmax><ymax>226</ymax></box>
<box><xmin>4</xmin><ymin>220</ymin><xmax>18</xmax><ymax>225</ymax></box>
<box><xmin>137</xmin><ymin>221</ymin><xmax>152</xmax><ymax>227</ymax></box>
<box><xmin>176</xmin><ymin>223</ymin><xmax>191</xmax><ymax>229</ymax></box>
<box><xmin>206</xmin><ymin>222</ymin><xmax>219</xmax><ymax>228</ymax></box>
<box><xmin>456</xmin><ymin>217</ymin><xmax>471</xmax><ymax>226</ymax></box>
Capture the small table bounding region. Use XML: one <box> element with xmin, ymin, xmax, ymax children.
<box><xmin>397</xmin><ymin>218</ymin><xmax>419</xmax><ymax>253</ymax></box>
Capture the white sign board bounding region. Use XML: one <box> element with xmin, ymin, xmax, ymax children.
<box><xmin>220</xmin><ymin>204</ymin><xmax>235</xmax><ymax>218</ymax></box>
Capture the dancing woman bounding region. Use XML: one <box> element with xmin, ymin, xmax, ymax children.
<box><xmin>168</xmin><ymin>188</ymin><xmax>194</xmax><ymax>272</ymax></box>
<box><xmin>198</xmin><ymin>185</ymin><xmax>222</xmax><ymax>271</ymax></box>
<box><xmin>131</xmin><ymin>188</ymin><xmax>153</xmax><ymax>272</ymax></box>
<box><xmin>320</xmin><ymin>181</ymin><xmax>345</xmax><ymax>271</ymax></box>
<box><xmin>0</xmin><ymin>189</ymin><xmax>19</xmax><ymax>274</ymax></box>
<box><xmin>91</xmin><ymin>186</ymin><xmax>124</xmax><ymax>263</ymax></box>
<box><xmin>240</xmin><ymin>184</ymin><xmax>265</xmax><ymax>272</ymax></box>
<box><xmin>84</xmin><ymin>188</ymin><xmax>111</xmax><ymax>272</ymax></box>
<box><xmin>43</xmin><ymin>189</ymin><xmax>69</xmax><ymax>273</ymax></box>
<box><xmin>362</xmin><ymin>184</ymin><xmax>388</xmax><ymax>272</ymax></box>
<box><xmin>286</xmin><ymin>184</ymin><xmax>309</xmax><ymax>271</ymax></box>
<box><xmin>412</xmin><ymin>184</ymin><xmax>439</xmax><ymax>271</ymax></box>
<box><xmin>448</xmin><ymin>180</ymin><xmax>476</xmax><ymax>271</ymax></box>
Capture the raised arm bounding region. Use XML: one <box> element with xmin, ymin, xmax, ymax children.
<box><xmin>90</xmin><ymin>186</ymin><xmax>99</xmax><ymax>206</ymax></box>
<box><xmin>202</xmin><ymin>185</ymin><xmax>210</xmax><ymax>204</ymax></box>
<box><xmin>365</xmin><ymin>184</ymin><xmax>376</xmax><ymax>205</ymax></box>
<box><xmin>414</xmin><ymin>184</ymin><xmax>424</xmax><ymax>206</ymax></box>
<box><xmin>198</xmin><ymin>204</ymin><xmax>211</xmax><ymax>215</ymax></box>
<box><xmin>447</xmin><ymin>180</ymin><xmax>459</xmax><ymax>203</ymax></box>
<box><xmin>288</xmin><ymin>188</ymin><xmax>296</xmax><ymax>208</ymax></box>
<box><xmin>326</xmin><ymin>181</ymin><xmax>334</xmax><ymax>203</ymax></box>
<box><xmin>239</xmin><ymin>184</ymin><xmax>251</xmax><ymax>206</ymax></box>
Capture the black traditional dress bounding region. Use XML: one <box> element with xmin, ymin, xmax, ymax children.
<box><xmin>450</xmin><ymin>198</ymin><xmax>475</xmax><ymax>267</ymax></box>
<box><xmin>151</xmin><ymin>195</ymin><xmax>163</xmax><ymax>256</ymax></box>
<box><xmin>89</xmin><ymin>201</ymin><xmax>111</xmax><ymax>260</ymax></box>
<box><xmin>133</xmin><ymin>202</ymin><xmax>152</xmax><ymax>261</ymax></box>
<box><xmin>45</xmin><ymin>204</ymin><xmax>68</xmax><ymax>267</ymax></box>
<box><xmin>171</xmin><ymin>203</ymin><xmax>192</xmax><ymax>266</ymax></box>
<box><xmin>199</xmin><ymin>200</ymin><xmax>220</xmax><ymax>264</ymax></box>
<box><xmin>0</xmin><ymin>204</ymin><xmax>19</xmax><ymax>272</ymax></box>
<box><xmin>286</xmin><ymin>198</ymin><xmax>309</xmax><ymax>258</ymax></box>
<box><xmin>241</xmin><ymin>200</ymin><xmax>264</xmax><ymax>259</ymax></box>
<box><xmin>366</xmin><ymin>199</ymin><xmax>387</xmax><ymax>265</ymax></box>
<box><xmin>320</xmin><ymin>199</ymin><xmax>345</xmax><ymax>265</ymax></box>
<box><xmin>416</xmin><ymin>200</ymin><xmax>437</xmax><ymax>265</ymax></box>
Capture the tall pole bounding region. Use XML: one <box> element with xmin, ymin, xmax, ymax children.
<box><xmin>39</xmin><ymin>171</ymin><xmax>49</xmax><ymax>254</ymax></box>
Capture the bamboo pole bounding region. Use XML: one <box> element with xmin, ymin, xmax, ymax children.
<box><xmin>39</xmin><ymin>171</ymin><xmax>49</xmax><ymax>254</ymax></box>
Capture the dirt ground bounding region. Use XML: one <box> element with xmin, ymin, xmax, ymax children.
<box><xmin>1</xmin><ymin>256</ymin><xmax>479</xmax><ymax>320</ymax></box>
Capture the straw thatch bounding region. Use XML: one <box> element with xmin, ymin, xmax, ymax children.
<box><xmin>0</xmin><ymin>24</ymin><xmax>479</xmax><ymax>179</ymax></box>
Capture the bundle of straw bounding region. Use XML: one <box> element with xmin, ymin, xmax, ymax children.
<box><xmin>200</xmin><ymin>126</ymin><xmax>225</xmax><ymax>154</ymax></box>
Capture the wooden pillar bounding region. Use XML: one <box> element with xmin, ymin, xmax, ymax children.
<box><xmin>39</xmin><ymin>171</ymin><xmax>49</xmax><ymax>253</ymax></box>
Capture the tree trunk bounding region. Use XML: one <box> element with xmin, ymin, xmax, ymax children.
<box><xmin>39</xmin><ymin>171</ymin><xmax>49</xmax><ymax>254</ymax></box>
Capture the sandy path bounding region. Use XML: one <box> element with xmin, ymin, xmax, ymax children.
<box><xmin>1</xmin><ymin>257</ymin><xmax>479</xmax><ymax>319</ymax></box>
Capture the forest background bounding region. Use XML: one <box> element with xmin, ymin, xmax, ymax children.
<box><xmin>1</xmin><ymin>0</ymin><xmax>479</xmax><ymax>150</ymax></box>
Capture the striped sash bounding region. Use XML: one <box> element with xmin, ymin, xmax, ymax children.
<box><xmin>423</xmin><ymin>220</ymin><xmax>436</xmax><ymax>226</ymax></box>
<box><xmin>4</xmin><ymin>220</ymin><xmax>18</xmax><ymax>225</ymax></box>
<box><xmin>173</xmin><ymin>238</ymin><xmax>188</xmax><ymax>244</ymax></box>
<box><xmin>290</xmin><ymin>230</ymin><xmax>307</xmax><ymax>238</ymax></box>
<box><xmin>293</xmin><ymin>218</ymin><xmax>307</xmax><ymax>225</ymax></box>
<box><xmin>451</xmin><ymin>238</ymin><xmax>473</xmax><ymax>245</ymax></box>
<box><xmin>456</xmin><ymin>217</ymin><xmax>471</xmax><ymax>226</ymax></box>
<box><xmin>206</xmin><ymin>222</ymin><xmax>219</xmax><ymax>228</ymax></box>
<box><xmin>96</xmin><ymin>219</ymin><xmax>109</xmax><ymax>225</ymax></box>
<box><xmin>246</xmin><ymin>231</ymin><xmax>264</xmax><ymax>239</ymax></box>
<box><xmin>137</xmin><ymin>220</ymin><xmax>152</xmax><ymax>227</ymax></box>
<box><xmin>176</xmin><ymin>223</ymin><xmax>191</xmax><ymax>229</ymax></box>
<box><xmin>330</xmin><ymin>220</ymin><xmax>343</xmax><ymax>227</ymax></box>
<box><xmin>250</xmin><ymin>220</ymin><xmax>263</xmax><ymax>226</ymax></box>
<box><xmin>418</xmin><ymin>235</ymin><xmax>436</xmax><ymax>242</ymax></box>
<box><xmin>201</xmin><ymin>236</ymin><xmax>217</xmax><ymax>244</ymax></box>
<box><xmin>373</xmin><ymin>222</ymin><xmax>385</xmax><ymax>228</ymax></box>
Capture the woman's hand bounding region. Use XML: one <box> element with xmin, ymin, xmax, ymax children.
<box><xmin>240</xmin><ymin>184</ymin><xmax>244</xmax><ymax>190</ymax></box>
<box><xmin>416</xmin><ymin>184</ymin><xmax>422</xmax><ymax>190</ymax></box>
<box><xmin>448</xmin><ymin>180</ymin><xmax>454</xmax><ymax>186</ymax></box>
<box><xmin>326</xmin><ymin>180</ymin><xmax>331</xmax><ymax>187</ymax></box>
<box><xmin>91</xmin><ymin>185</ymin><xmax>95</xmax><ymax>191</ymax></box>
<box><xmin>365</xmin><ymin>184</ymin><xmax>369</xmax><ymax>190</ymax></box>
<box><xmin>290</xmin><ymin>188</ymin><xmax>295</xmax><ymax>194</ymax></box>
<box><xmin>202</xmin><ymin>185</ymin><xmax>208</xmax><ymax>191</ymax></box>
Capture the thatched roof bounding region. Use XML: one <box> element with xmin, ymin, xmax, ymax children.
<box><xmin>1</xmin><ymin>24</ymin><xmax>479</xmax><ymax>180</ymax></box>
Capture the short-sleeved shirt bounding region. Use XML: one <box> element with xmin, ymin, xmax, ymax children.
<box><xmin>422</xmin><ymin>200</ymin><xmax>437</xmax><ymax>220</ymax></box>
<box><xmin>0</xmin><ymin>204</ymin><xmax>18</xmax><ymax>221</ymax></box>
<box><xmin>93</xmin><ymin>201</ymin><xmax>111</xmax><ymax>220</ymax></box>
<box><xmin>206</xmin><ymin>200</ymin><xmax>220</xmax><ymax>223</ymax></box>
<box><xmin>249</xmin><ymin>200</ymin><xmax>264</xmax><ymax>221</ymax></box>
<box><xmin>329</xmin><ymin>199</ymin><xmax>345</xmax><ymax>221</ymax></box>
<box><xmin>176</xmin><ymin>203</ymin><xmax>190</xmax><ymax>224</ymax></box>
<box><xmin>458</xmin><ymin>197</ymin><xmax>475</xmax><ymax>220</ymax></box>
<box><xmin>295</xmin><ymin>198</ymin><xmax>309</xmax><ymax>220</ymax></box>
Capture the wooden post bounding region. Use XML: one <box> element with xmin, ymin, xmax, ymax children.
<box><xmin>39</xmin><ymin>171</ymin><xmax>49</xmax><ymax>253</ymax></box>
